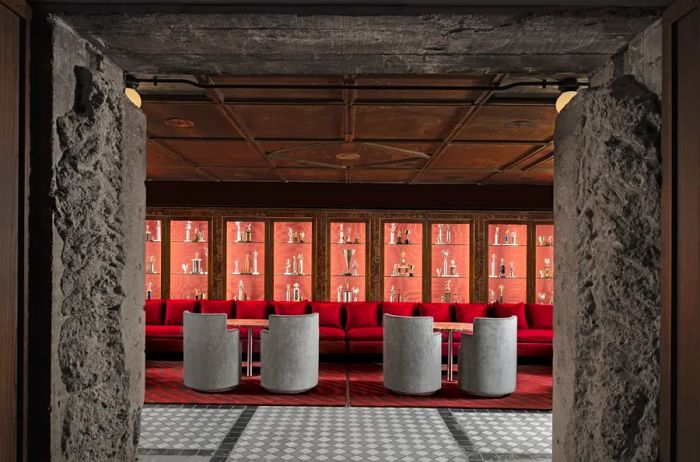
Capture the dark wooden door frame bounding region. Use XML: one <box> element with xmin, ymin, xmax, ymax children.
<box><xmin>0</xmin><ymin>0</ymin><xmax>29</xmax><ymax>461</ymax></box>
<box><xmin>661</xmin><ymin>0</ymin><xmax>699</xmax><ymax>460</ymax></box>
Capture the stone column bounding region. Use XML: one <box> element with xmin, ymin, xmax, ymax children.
<box><xmin>553</xmin><ymin>21</ymin><xmax>662</xmax><ymax>462</ymax></box>
<box><xmin>42</xmin><ymin>16</ymin><xmax>146</xmax><ymax>460</ymax></box>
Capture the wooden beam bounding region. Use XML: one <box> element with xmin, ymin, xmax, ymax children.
<box><xmin>147</xmin><ymin>139</ymin><xmax>220</xmax><ymax>181</ymax></box>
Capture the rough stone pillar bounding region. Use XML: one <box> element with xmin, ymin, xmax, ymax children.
<box><xmin>43</xmin><ymin>16</ymin><xmax>146</xmax><ymax>460</ymax></box>
<box><xmin>553</xmin><ymin>21</ymin><xmax>661</xmax><ymax>462</ymax></box>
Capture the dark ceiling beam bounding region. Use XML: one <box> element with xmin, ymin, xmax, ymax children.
<box><xmin>360</xmin><ymin>142</ymin><xmax>431</xmax><ymax>159</ymax></box>
<box><xmin>265</xmin><ymin>141</ymin><xmax>342</xmax><ymax>158</ymax></box>
<box><xmin>140</xmin><ymin>94</ymin><xmax>556</xmax><ymax>107</ymax></box>
<box><xmin>148</xmin><ymin>136</ymin><xmax>548</xmax><ymax>146</ymax></box>
<box><xmin>147</xmin><ymin>139</ymin><xmax>220</xmax><ymax>181</ymax></box>
<box><xmin>196</xmin><ymin>75</ymin><xmax>286</xmax><ymax>182</ymax></box>
<box><xmin>477</xmin><ymin>142</ymin><xmax>554</xmax><ymax>184</ymax></box>
<box><xmin>410</xmin><ymin>73</ymin><xmax>507</xmax><ymax>184</ymax></box>
<box><xmin>267</xmin><ymin>153</ymin><xmax>346</xmax><ymax>170</ymax></box>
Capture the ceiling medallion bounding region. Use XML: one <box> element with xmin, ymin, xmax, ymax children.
<box><xmin>504</xmin><ymin>120</ymin><xmax>533</xmax><ymax>130</ymax></box>
<box><xmin>164</xmin><ymin>118</ymin><xmax>194</xmax><ymax>128</ymax></box>
<box><xmin>336</xmin><ymin>153</ymin><xmax>361</xmax><ymax>160</ymax></box>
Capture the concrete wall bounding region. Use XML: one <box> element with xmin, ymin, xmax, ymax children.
<box><xmin>553</xmin><ymin>20</ymin><xmax>661</xmax><ymax>462</ymax></box>
<box><xmin>47</xmin><ymin>16</ymin><xmax>146</xmax><ymax>460</ymax></box>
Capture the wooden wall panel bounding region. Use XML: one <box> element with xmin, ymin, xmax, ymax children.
<box><xmin>0</xmin><ymin>4</ymin><xmax>20</xmax><ymax>460</ymax></box>
<box><xmin>662</xmin><ymin>0</ymin><xmax>700</xmax><ymax>460</ymax></box>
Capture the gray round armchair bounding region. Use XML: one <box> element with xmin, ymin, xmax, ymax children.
<box><xmin>261</xmin><ymin>313</ymin><xmax>319</xmax><ymax>394</ymax></box>
<box><xmin>183</xmin><ymin>311</ymin><xmax>241</xmax><ymax>392</ymax></box>
<box><xmin>458</xmin><ymin>316</ymin><xmax>517</xmax><ymax>397</ymax></box>
<box><xmin>383</xmin><ymin>314</ymin><xmax>442</xmax><ymax>395</ymax></box>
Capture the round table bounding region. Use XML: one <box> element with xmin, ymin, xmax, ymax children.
<box><xmin>227</xmin><ymin>318</ymin><xmax>269</xmax><ymax>377</ymax></box>
<box><xmin>432</xmin><ymin>321</ymin><xmax>474</xmax><ymax>381</ymax></box>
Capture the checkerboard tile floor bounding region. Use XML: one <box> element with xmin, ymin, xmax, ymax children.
<box><xmin>137</xmin><ymin>405</ymin><xmax>552</xmax><ymax>462</ymax></box>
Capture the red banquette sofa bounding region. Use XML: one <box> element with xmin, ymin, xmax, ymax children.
<box><xmin>145</xmin><ymin>300</ymin><xmax>553</xmax><ymax>358</ymax></box>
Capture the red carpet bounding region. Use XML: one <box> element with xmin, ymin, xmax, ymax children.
<box><xmin>145</xmin><ymin>361</ymin><xmax>551</xmax><ymax>409</ymax></box>
<box><xmin>348</xmin><ymin>363</ymin><xmax>552</xmax><ymax>410</ymax></box>
<box><xmin>145</xmin><ymin>361</ymin><xmax>347</xmax><ymax>406</ymax></box>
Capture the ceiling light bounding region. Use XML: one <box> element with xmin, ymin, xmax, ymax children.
<box><xmin>555</xmin><ymin>91</ymin><xmax>577</xmax><ymax>113</ymax></box>
<box><xmin>555</xmin><ymin>77</ymin><xmax>580</xmax><ymax>113</ymax></box>
<box><xmin>124</xmin><ymin>86</ymin><xmax>141</xmax><ymax>108</ymax></box>
<box><xmin>164</xmin><ymin>118</ymin><xmax>195</xmax><ymax>128</ymax></box>
<box><xmin>336</xmin><ymin>153</ymin><xmax>361</xmax><ymax>160</ymax></box>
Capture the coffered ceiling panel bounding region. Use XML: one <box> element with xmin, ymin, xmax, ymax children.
<box><xmin>229</xmin><ymin>104</ymin><xmax>344</xmax><ymax>139</ymax></box>
<box><xmin>431</xmin><ymin>144</ymin><xmax>536</xmax><ymax>170</ymax></box>
<box><xmin>455</xmin><ymin>106</ymin><xmax>557</xmax><ymax>142</ymax></box>
<box><xmin>144</xmin><ymin>102</ymin><xmax>241</xmax><ymax>139</ymax></box>
<box><xmin>354</xmin><ymin>105</ymin><xmax>466</xmax><ymax>140</ymax></box>
<box><xmin>141</xmin><ymin>73</ymin><xmax>565</xmax><ymax>185</ymax></box>
<box><xmin>156</xmin><ymin>140</ymin><xmax>269</xmax><ymax>168</ymax></box>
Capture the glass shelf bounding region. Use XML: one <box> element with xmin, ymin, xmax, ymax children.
<box><xmin>430</xmin><ymin>223</ymin><xmax>470</xmax><ymax>303</ymax></box>
<box><xmin>330</xmin><ymin>222</ymin><xmax>367</xmax><ymax>302</ymax></box>
<box><xmin>170</xmin><ymin>220</ymin><xmax>209</xmax><ymax>299</ymax></box>
<box><xmin>384</xmin><ymin>222</ymin><xmax>423</xmax><ymax>302</ymax></box>
<box><xmin>227</xmin><ymin>220</ymin><xmax>266</xmax><ymax>301</ymax></box>
<box><xmin>487</xmin><ymin>223</ymin><xmax>527</xmax><ymax>303</ymax></box>
<box><xmin>274</xmin><ymin>221</ymin><xmax>313</xmax><ymax>301</ymax></box>
<box><xmin>145</xmin><ymin>219</ymin><xmax>163</xmax><ymax>300</ymax></box>
<box><xmin>535</xmin><ymin>224</ymin><xmax>555</xmax><ymax>304</ymax></box>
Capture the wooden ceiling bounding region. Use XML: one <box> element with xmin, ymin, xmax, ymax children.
<box><xmin>142</xmin><ymin>74</ymin><xmax>562</xmax><ymax>184</ymax></box>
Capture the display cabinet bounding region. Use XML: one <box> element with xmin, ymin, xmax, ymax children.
<box><xmin>383</xmin><ymin>221</ymin><xmax>423</xmax><ymax>302</ymax></box>
<box><xmin>329</xmin><ymin>221</ymin><xmax>367</xmax><ymax>302</ymax></box>
<box><xmin>169</xmin><ymin>219</ymin><xmax>210</xmax><ymax>299</ymax></box>
<box><xmin>535</xmin><ymin>223</ymin><xmax>554</xmax><ymax>304</ymax></box>
<box><xmin>144</xmin><ymin>219</ymin><xmax>163</xmax><ymax>299</ymax></box>
<box><xmin>430</xmin><ymin>222</ymin><xmax>470</xmax><ymax>303</ymax></box>
<box><xmin>486</xmin><ymin>223</ymin><xmax>528</xmax><ymax>303</ymax></box>
<box><xmin>273</xmin><ymin>220</ymin><xmax>313</xmax><ymax>301</ymax></box>
<box><xmin>225</xmin><ymin>220</ymin><xmax>266</xmax><ymax>301</ymax></box>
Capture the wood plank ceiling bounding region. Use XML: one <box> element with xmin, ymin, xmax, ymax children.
<box><xmin>142</xmin><ymin>74</ymin><xmax>563</xmax><ymax>184</ymax></box>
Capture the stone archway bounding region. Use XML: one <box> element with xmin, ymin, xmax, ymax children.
<box><xmin>30</xmin><ymin>8</ymin><xmax>662</xmax><ymax>460</ymax></box>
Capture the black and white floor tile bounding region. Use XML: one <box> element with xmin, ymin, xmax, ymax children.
<box><xmin>138</xmin><ymin>405</ymin><xmax>552</xmax><ymax>462</ymax></box>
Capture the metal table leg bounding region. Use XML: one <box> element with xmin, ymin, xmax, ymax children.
<box><xmin>447</xmin><ymin>330</ymin><xmax>454</xmax><ymax>382</ymax></box>
<box><xmin>246</xmin><ymin>327</ymin><xmax>253</xmax><ymax>377</ymax></box>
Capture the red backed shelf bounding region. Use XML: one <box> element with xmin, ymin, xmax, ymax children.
<box><xmin>383</xmin><ymin>222</ymin><xmax>423</xmax><ymax>302</ymax></box>
<box><xmin>170</xmin><ymin>220</ymin><xmax>209</xmax><ymax>299</ymax></box>
<box><xmin>145</xmin><ymin>219</ymin><xmax>163</xmax><ymax>300</ymax></box>
<box><xmin>226</xmin><ymin>220</ymin><xmax>266</xmax><ymax>301</ymax></box>
<box><xmin>330</xmin><ymin>222</ymin><xmax>367</xmax><ymax>302</ymax></box>
<box><xmin>273</xmin><ymin>221</ymin><xmax>313</xmax><ymax>301</ymax></box>
<box><xmin>535</xmin><ymin>224</ymin><xmax>555</xmax><ymax>304</ymax></box>
<box><xmin>430</xmin><ymin>223</ymin><xmax>470</xmax><ymax>303</ymax></box>
<box><xmin>487</xmin><ymin>223</ymin><xmax>528</xmax><ymax>303</ymax></box>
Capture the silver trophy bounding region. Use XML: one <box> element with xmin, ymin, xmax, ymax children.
<box><xmin>342</xmin><ymin>248</ymin><xmax>356</xmax><ymax>276</ymax></box>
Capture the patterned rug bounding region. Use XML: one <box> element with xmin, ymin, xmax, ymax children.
<box><xmin>145</xmin><ymin>361</ymin><xmax>552</xmax><ymax>409</ymax></box>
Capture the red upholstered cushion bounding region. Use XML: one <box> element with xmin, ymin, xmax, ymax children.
<box><xmin>236</xmin><ymin>301</ymin><xmax>269</xmax><ymax>319</ymax></box>
<box><xmin>273</xmin><ymin>301</ymin><xmax>309</xmax><ymax>316</ymax></box>
<box><xmin>144</xmin><ymin>299</ymin><xmax>164</xmax><ymax>325</ymax></box>
<box><xmin>311</xmin><ymin>302</ymin><xmax>344</xmax><ymax>328</ymax></box>
<box><xmin>199</xmin><ymin>299</ymin><xmax>234</xmax><ymax>318</ymax></box>
<box><xmin>454</xmin><ymin>303</ymin><xmax>489</xmax><ymax>323</ymax></box>
<box><xmin>526</xmin><ymin>304</ymin><xmax>554</xmax><ymax>330</ymax></box>
<box><xmin>237</xmin><ymin>327</ymin><xmax>265</xmax><ymax>340</ymax></box>
<box><xmin>345</xmin><ymin>302</ymin><xmax>380</xmax><ymax>328</ymax></box>
<box><xmin>346</xmin><ymin>326</ymin><xmax>384</xmax><ymax>341</ymax></box>
<box><xmin>145</xmin><ymin>325</ymin><xmax>183</xmax><ymax>338</ymax></box>
<box><xmin>517</xmin><ymin>329</ymin><xmax>553</xmax><ymax>343</ymax></box>
<box><xmin>418</xmin><ymin>303</ymin><xmax>452</xmax><ymax>322</ymax></box>
<box><xmin>164</xmin><ymin>300</ymin><xmax>197</xmax><ymax>326</ymax></box>
<box><xmin>381</xmin><ymin>302</ymin><xmax>417</xmax><ymax>319</ymax></box>
<box><xmin>491</xmin><ymin>302</ymin><xmax>528</xmax><ymax>329</ymax></box>
<box><xmin>319</xmin><ymin>326</ymin><xmax>346</xmax><ymax>340</ymax></box>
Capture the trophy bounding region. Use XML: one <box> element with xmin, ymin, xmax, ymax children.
<box><xmin>404</xmin><ymin>229</ymin><xmax>411</xmax><ymax>244</ymax></box>
<box><xmin>436</xmin><ymin>224</ymin><xmax>443</xmax><ymax>245</ymax></box>
<box><xmin>146</xmin><ymin>282</ymin><xmax>153</xmax><ymax>300</ymax></box>
<box><xmin>445</xmin><ymin>224</ymin><xmax>452</xmax><ymax>244</ymax></box>
<box><xmin>498</xmin><ymin>284</ymin><xmax>505</xmax><ymax>303</ymax></box>
<box><xmin>509</xmin><ymin>262</ymin><xmax>515</xmax><ymax>278</ymax></box>
<box><xmin>145</xmin><ymin>224</ymin><xmax>152</xmax><ymax>242</ymax></box>
<box><xmin>244</xmin><ymin>253</ymin><xmax>251</xmax><ymax>274</ymax></box>
<box><xmin>512</xmin><ymin>231</ymin><xmax>518</xmax><ymax>246</ymax></box>
<box><xmin>389</xmin><ymin>223</ymin><xmax>397</xmax><ymax>245</ymax></box>
<box><xmin>442</xmin><ymin>249</ymin><xmax>449</xmax><ymax>277</ymax></box>
<box><xmin>443</xmin><ymin>280</ymin><xmax>452</xmax><ymax>303</ymax></box>
<box><xmin>292</xmin><ymin>255</ymin><xmax>298</xmax><ymax>275</ymax></box>
<box><xmin>489</xmin><ymin>289</ymin><xmax>497</xmax><ymax>303</ymax></box>
<box><xmin>233</xmin><ymin>260</ymin><xmax>240</xmax><ymax>275</ymax></box>
<box><xmin>252</xmin><ymin>250</ymin><xmax>259</xmax><ymax>275</ymax></box>
<box><xmin>342</xmin><ymin>248</ymin><xmax>356</xmax><ymax>276</ymax></box>
<box><xmin>184</xmin><ymin>221</ymin><xmax>192</xmax><ymax>242</ymax></box>
<box><xmin>191</xmin><ymin>253</ymin><xmax>202</xmax><ymax>274</ymax></box>
<box><xmin>237</xmin><ymin>280</ymin><xmax>245</xmax><ymax>301</ymax></box>
<box><xmin>389</xmin><ymin>286</ymin><xmax>397</xmax><ymax>302</ymax></box>
<box><xmin>539</xmin><ymin>235</ymin><xmax>545</xmax><ymax>246</ymax></box>
<box><xmin>293</xmin><ymin>283</ymin><xmax>301</xmax><ymax>301</ymax></box>
<box><xmin>287</xmin><ymin>227</ymin><xmax>294</xmax><ymax>244</ymax></box>
<box><xmin>284</xmin><ymin>258</ymin><xmax>292</xmax><ymax>275</ymax></box>
<box><xmin>245</xmin><ymin>223</ymin><xmax>252</xmax><ymax>243</ymax></box>
<box><xmin>351</xmin><ymin>260</ymin><xmax>359</xmax><ymax>277</ymax></box>
<box><xmin>235</xmin><ymin>221</ymin><xmax>242</xmax><ymax>242</ymax></box>
<box><xmin>154</xmin><ymin>221</ymin><xmax>161</xmax><ymax>241</ymax></box>
<box><xmin>352</xmin><ymin>287</ymin><xmax>359</xmax><ymax>302</ymax></box>
<box><xmin>338</xmin><ymin>223</ymin><xmax>345</xmax><ymax>244</ymax></box>
<box><xmin>337</xmin><ymin>285</ymin><xmax>343</xmax><ymax>302</ymax></box>
<box><xmin>297</xmin><ymin>253</ymin><xmax>305</xmax><ymax>275</ymax></box>
<box><xmin>449</xmin><ymin>259</ymin><xmax>458</xmax><ymax>276</ymax></box>
<box><xmin>499</xmin><ymin>258</ymin><xmax>506</xmax><ymax>278</ymax></box>
<box><xmin>285</xmin><ymin>283</ymin><xmax>291</xmax><ymax>302</ymax></box>
<box><xmin>147</xmin><ymin>256</ymin><xmax>156</xmax><ymax>274</ymax></box>
<box><xmin>491</xmin><ymin>254</ymin><xmax>497</xmax><ymax>277</ymax></box>
<box><xmin>538</xmin><ymin>292</ymin><xmax>547</xmax><ymax>303</ymax></box>
<box><xmin>299</xmin><ymin>231</ymin><xmax>305</xmax><ymax>243</ymax></box>
<box><xmin>493</xmin><ymin>226</ymin><xmax>500</xmax><ymax>245</ymax></box>
<box><xmin>504</xmin><ymin>230</ymin><xmax>510</xmax><ymax>245</ymax></box>
<box><xmin>182</xmin><ymin>263</ymin><xmax>188</xmax><ymax>274</ymax></box>
<box><xmin>544</xmin><ymin>257</ymin><xmax>551</xmax><ymax>278</ymax></box>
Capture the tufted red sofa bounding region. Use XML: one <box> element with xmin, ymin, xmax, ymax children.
<box><xmin>144</xmin><ymin>300</ymin><xmax>553</xmax><ymax>358</ymax></box>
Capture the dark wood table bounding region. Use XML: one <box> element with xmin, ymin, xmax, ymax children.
<box><xmin>433</xmin><ymin>322</ymin><xmax>474</xmax><ymax>381</ymax></box>
<box><xmin>227</xmin><ymin>319</ymin><xmax>269</xmax><ymax>377</ymax></box>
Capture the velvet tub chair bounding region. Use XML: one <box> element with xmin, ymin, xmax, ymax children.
<box><xmin>183</xmin><ymin>311</ymin><xmax>241</xmax><ymax>392</ymax></box>
<box><xmin>383</xmin><ymin>314</ymin><xmax>442</xmax><ymax>395</ymax></box>
<box><xmin>458</xmin><ymin>315</ymin><xmax>517</xmax><ymax>397</ymax></box>
<box><xmin>260</xmin><ymin>313</ymin><xmax>319</xmax><ymax>394</ymax></box>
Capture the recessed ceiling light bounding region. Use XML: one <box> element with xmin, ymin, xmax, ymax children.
<box><xmin>504</xmin><ymin>120</ymin><xmax>533</xmax><ymax>129</ymax></box>
<box><xmin>164</xmin><ymin>118</ymin><xmax>194</xmax><ymax>128</ymax></box>
<box><xmin>336</xmin><ymin>153</ymin><xmax>361</xmax><ymax>160</ymax></box>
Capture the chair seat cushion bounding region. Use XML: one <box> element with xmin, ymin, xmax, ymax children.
<box><xmin>319</xmin><ymin>326</ymin><xmax>346</xmax><ymax>340</ymax></box>
<box><xmin>517</xmin><ymin>329</ymin><xmax>553</xmax><ymax>343</ymax></box>
<box><xmin>346</xmin><ymin>326</ymin><xmax>384</xmax><ymax>341</ymax></box>
<box><xmin>146</xmin><ymin>325</ymin><xmax>183</xmax><ymax>338</ymax></box>
<box><xmin>237</xmin><ymin>327</ymin><xmax>265</xmax><ymax>339</ymax></box>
